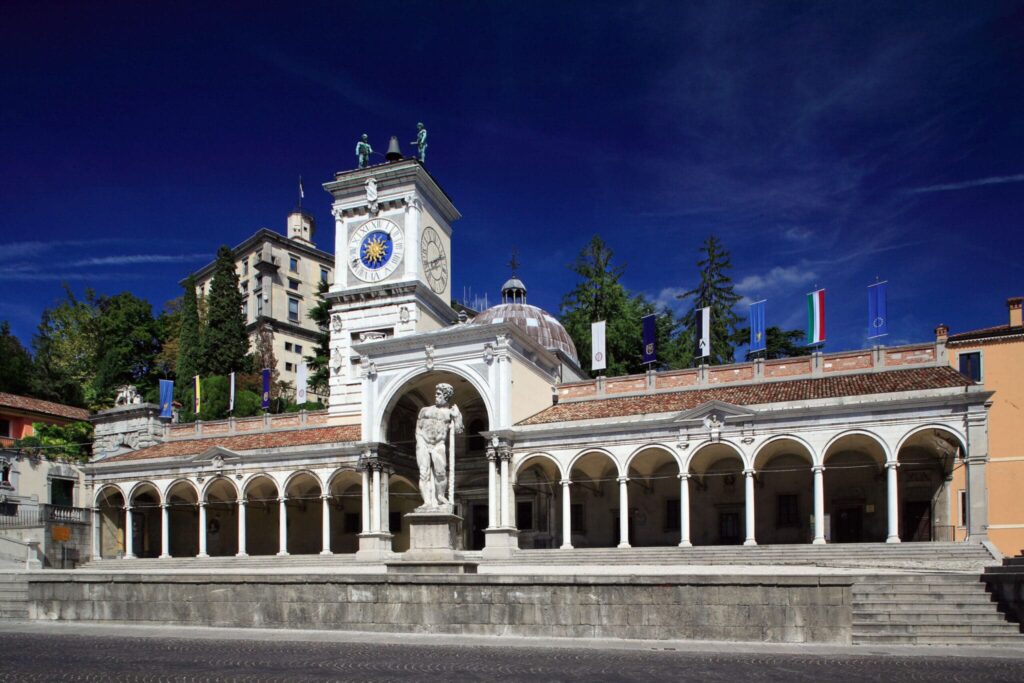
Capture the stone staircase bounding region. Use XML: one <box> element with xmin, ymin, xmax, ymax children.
<box><xmin>851</xmin><ymin>573</ymin><xmax>1024</xmax><ymax>645</ymax></box>
<box><xmin>0</xmin><ymin>573</ymin><xmax>29</xmax><ymax>620</ymax></box>
<box><xmin>495</xmin><ymin>542</ymin><xmax>996</xmax><ymax>571</ymax></box>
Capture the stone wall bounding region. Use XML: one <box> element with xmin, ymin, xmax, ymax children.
<box><xmin>27</xmin><ymin>573</ymin><xmax>853</xmax><ymax>643</ymax></box>
<box><xmin>983</xmin><ymin>570</ymin><xmax>1024</xmax><ymax>626</ymax></box>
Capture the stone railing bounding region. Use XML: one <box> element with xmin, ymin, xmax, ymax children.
<box><xmin>163</xmin><ymin>409</ymin><xmax>331</xmax><ymax>440</ymax></box>
<box><xmin>0</xmin><ymin>504</ymin><xmax>89</xmax><ymax>529</ymax></box>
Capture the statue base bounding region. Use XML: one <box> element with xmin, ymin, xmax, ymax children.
<box><xmin>481</xmin><ymin>527</ymin><xmax>519</xmax><ymax>559</ymax></box>
<box><xmin>355</xmin><ymin>532</ymin><xmax>393</xmax><ymax>561</ymax></box>
<box><xmin>401</xmin><ymin>511</ymin><xmax>463</xmax><ymax>562</ymax></box>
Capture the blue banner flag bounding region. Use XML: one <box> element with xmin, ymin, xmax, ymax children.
<box><xmin>749</xmin><ymin>300</ymin><xmax>767</xmax><ymax>353</ymax></box>
<box><xmin>868</xmin><ymin>281</ymin><xmax>889</xmax><ymax>339</ymax></box>
<box><xmin>159</xmin><ymin>379</ymin><xmax>174</xmax><ymax>419</ymax></box>
<box><xmin>261</xmin><ymin>368</ymin><xmax>271</xmax><ymax>409</ymax></box>
<box><xmin>641</xmin><ymin>314</ymin><xmax>657</xmax><ymax>364</ymax></box>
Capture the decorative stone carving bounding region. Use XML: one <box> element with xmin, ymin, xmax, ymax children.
<box><xmin>483</xmin><ymin>342</ymin><xmax>494</xmax><ymax>364</ymax></box>
<box><xmin>331</xmin><ymin>348</ymin><xmax>344</xmax><ymax>371</ymax></box>
<box><xmin>399</xmin><ymin>306</ymin><xmax>410</xmax><ymax>324</ymax></box>
<box><xmin>360</xmin><ymin>331</ymin><xmax>386</xmax><ymax>342</ymax></box>
<box><xmin>424</xmin><ymin>344</ymin><xmax>435</xmax><ymax>371</ymax></box>
<box><xmin>115</xmin><ymin>385</ymin><xmax>142</xmax><ymax>406</ymax></box>
<box><xmin>365</xmin><ymin>177</ymin><xmax>379</xmax><ymax>215</ymax></box>
<box><xmin>331</xmin><ymin>314</ymin><xmax>343</xmax><ymax>333</ymax></box>
<box><xmin>211</xmin><ymin>455</ymin><xmax>225</xmax><ymax>472</ymax></box>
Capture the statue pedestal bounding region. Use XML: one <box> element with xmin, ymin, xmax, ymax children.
<box><xmin>355</xmin><ymin>532</ymin><xmax>393</xmax><ymax>561</ymax></box>
<box><xmin>387</xmin><ymin>510</ymin><xmax>477</xmax><ymax>573</ymax></box>
<box><xmin>482</xmin><ymin>527</ymin><xmax>519</xmax><ymax>559</ymax></box>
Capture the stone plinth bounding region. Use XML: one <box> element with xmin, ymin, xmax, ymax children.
<box><xmin>355</xmin><ymin>532</ymin><xmax>393</xmax><ymax>561</ymax></box>
<box><xmin>403</xmin><ymin>511</ymin><xmax>462</xmax><ymax>562</ymax></box>
<box><xmin>482</xmin><ymin>528</ymin><xmax>519</xmax><ymax>559</ymax></box>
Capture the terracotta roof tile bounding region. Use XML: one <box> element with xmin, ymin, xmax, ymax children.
<box><xmin>0</xmin><ymin>392</ymin><xmax>90</xmax><ymax>422</ymax></box>
<box><xmin>947</xmin><ymin>324</ymin><xmax>1024</xmax><ymax>344</ymax></box>
<box><xmin>519</xmin><ymin>366</ymin><xmax>972</xmax><ymax>426</ymax></box>
<box><xmin>101</xmin><ymin>424</ymin><xmax>361</xmax><ymax>463</ymax></box>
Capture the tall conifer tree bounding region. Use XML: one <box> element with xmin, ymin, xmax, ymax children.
<box><xmin>201</xmin><ymin>246</ymin><xmax>249</xmax><ymax>375</ymax></box>
<box><xmin>176</xmin><ymin>276</ymin><xmax>203</xmax><ymax>392</ymax></box>
<box><xmin>678</xmin><ymin>235</ymin><xmax>742</xmax><ymax>365</ymax></box>
<box><xmin>304</xmin><ymin>279</ymin><xmax>331</xmax><ymax>398</ymax></box>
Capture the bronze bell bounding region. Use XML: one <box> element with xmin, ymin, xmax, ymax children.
<box><xmin>385</xmin><ymin>136</ymin><xmax>403</xmax><ymax>161</ymax></box>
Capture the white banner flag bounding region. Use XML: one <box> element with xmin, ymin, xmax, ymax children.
<box><xmin>296</xmin><ymin>363</ymin><xmax>309</xmax><ymax>404</ymax></box>
<box><xmin>697</xmin><ymin>307</ymin><xmax>711</xmax><ymax>358</ymax></box>
<box><xmin>591</xmin><ymin>320</ymin><xmax>607</xmax><ymax>371</ymax></box>
<box><xmin>228</xmin><ymin>372</ymin><xmax>236</xmax><ymax>412</ymax></box>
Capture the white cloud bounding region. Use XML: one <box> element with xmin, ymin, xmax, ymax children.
<box><xmin>906</xmin><ymin>173</ymin><xmax>1024</xmax><ymax>194</ymax></box>
<box><xmin>70</xmin><ymin>254</ymin><xmax>207</xmax><ymax>267</ymax></box>
<box><xmin>736</xmin><ymin>266</ymin><xmax>817</xmax><ymax>295</ymax></box>
<box><xmin>653</xmin><ymin>286</ymin><xmax>690</xmax><ymax>313</ymax></box>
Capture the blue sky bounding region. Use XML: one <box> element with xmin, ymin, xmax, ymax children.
<box><xmin>2</xmin><ymin>2</ymin><xmax>1022</xmax><ymax>357</ymax></box>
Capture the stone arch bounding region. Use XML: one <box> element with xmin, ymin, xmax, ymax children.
<box><xmin>514</xmin><ymin>453</ymin><xmax>564</xmax><ymax>549</ymax></box>
<box><xmin>751</xmin><ymin>437</ymin><xmax>815</xmax><ymax>545</ymax></box>
<box><xmin>683</xmin><ymin>439</ymin><xmax>747</xmax><ymax>473</ymax></box>
<box><xmin>686</xmin><ymin>441</ymin><xmax>746</xmax><ymax>545</ymax></box>
<box><xmin>204</xmin><ymin>477</ymin><xmax>240</xmax><ymax>557</ymax></box>
<box><xmin>165</xmin><ymin>479</ymin><xmax>200</xmax><ymax>557</ymax></box>
<box><xmin>95</xmin><ymin>485</ymin><xmax>125</xmax><ymax>559</ymax></box>
<box><xmin>284</xmin><ymin>471</ymin><xmax>323</xmax><ymax>555</ymax></box>
<box><xmin>327</xmin><ymin>469</ymin><xmax>363</xmax><ymax>554</ymax></box>
<box><xmin>200</xmin><ymin>475</ymin><xmax>239</xmax><ymax>502</ymax></box>
<box><xmin>822</xmin><ymin>431</ymin><xmax>889</xmax><ymax>544</ymax></box>
<box><xmin>567</xmin><ymin>449</ymin><xmax>621</xmax><ymax>548</ymax></box>
<box><xmin>243</xmin><ymin>474</ymin><xmax>280</xmax><ymax>556</ymax></box>
<box><xmin>127</xmin><ymin>482</ymin><xmax>162</xmax><ymax>559</ymax></box>
<box><xmin>895</xmin><ymin>426</ymin><xmax>964</xmax><ymax>542</ymax></box>
<box><xmin>626</xmin><ymin>445</ymin><xmax>682</xmax><ymax>547</ymax></box>
<box><xmin>376</xmin><ymin>363</ymin><xmax>494</xmax><ymax>443</ymax></box>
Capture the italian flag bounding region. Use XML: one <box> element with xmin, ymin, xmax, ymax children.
<box><xmin>806</xmin><ymin>289</ymin><xmax>826</xmax><ymax>345</ymax></box>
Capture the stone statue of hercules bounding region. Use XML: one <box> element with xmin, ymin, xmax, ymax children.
<box><xmin>415</xmin><ymin>383</ymin><xmax>463</xmax><ymax>509</ymax></box>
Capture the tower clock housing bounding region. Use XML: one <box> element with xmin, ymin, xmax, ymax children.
<box><xmin>323</xmin><ymin>157</ymin><xmax>461</xmax><ymax>418</ymax></box>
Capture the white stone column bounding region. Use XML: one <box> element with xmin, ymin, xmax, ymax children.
<box><xmin>123</xmin><ymin>506</ymin><xmax>135</xmax><ymax>559</ymax></box>
<box><xmin>236</xmin><ymin>499</ymin><xmax>248</xmax><ymax>557</ymax></box>
<box><xmin>560</xmin><ymin>479</ymin><xmax>573</xmax><ymax>549</ymax></box>
<box><xmin>678</xmin><ymin>473</ymin><xmax>691</xmax><ymax>547</ymax></box>
<box><xmin>91</xmin><ymin>507</ymin><xmax>101</xmax><ymax>560</ymax></box>
<box><xmin>380</xmin><ymin>471</ymin><xmax>391</xmax><ymax>533</ymax></box>
<box><xmin>361</xmin><ymin>467</ymin><xmax>371</xmax><ymax>534</ymax></box>
<box><xmin>277</xmin><ymin>496</ymin><xmax>289</xmax><ymax>555</ymax></box>
<box><xmin>487</xmin><ymin>452</ymin><xmax>498</xmax><ymax>529</ymax></box>
<box><xmin>812</xmin><ymin>466</ymin><xmax>826</xmax><ymax>544</ymax></box>
<box><xmin>321</xmin><ymin>494</ymin><xmax>332</xmax><ymax>555</ymax></box>
<box><xmin>372</xmin><ymin>466</ymin><xmax>382</xmax><ymax>533</ymax></box>
<box><xmin>159</xmin><ymin>504</ymin><xmax>170</xmax><ymax>558</ymax></box>
<box><xmin>743</xmin><ymin>469</ymin><xmax>757</xmax><ymax>546</ymax></box>
<box><xmin>886</xmin><ymin>461</ymin><xmax>901</xmax><ymax>543</ymax></box>
<box><xmin>499</xmin><ymin>453</ymin><xmax>511</xmax><ymax>528</ymax></box>
<box><xmin>197</xmin><ymin>503</ymin><xmax>208</xmax><ymax>557</ymax></box>
<box><xmin>617</xmin><ymin>476</ymin><xmax>630</xmax><ymax>549</ymax></box>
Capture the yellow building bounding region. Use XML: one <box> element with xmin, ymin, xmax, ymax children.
<box><xmin>941</xmin><ymin>296</ymin><xmax>1024</xmax><ymax>556</ymax></box>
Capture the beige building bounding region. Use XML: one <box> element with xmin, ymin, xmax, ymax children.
<box><xmin>940</xmin><ymin>296</ymin><xmax>1024</xmax><ymax>556</ymax></box>
<box><xmin>186</xmin><ymin>210</ymin><xmax>334</xmax><ymax>399</ymax></box>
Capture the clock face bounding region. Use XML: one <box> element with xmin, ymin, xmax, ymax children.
<box><xmin>348</xmin><ymin>218</ymin><xmax>404</xmax><ymax>283</ymax></box>
<box><xmin>420</xmin><ymin>227</ymin><xmax>448</xmax><ymax>294</ymax></box>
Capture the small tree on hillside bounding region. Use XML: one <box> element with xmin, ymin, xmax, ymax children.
<box><xmin>201</xmin><ymin>246</ymin><xmax>249</xmax><ymax>375</ymax></box>
<box><xmin>678</xmin><ymin>236</ymin><xmax>742</xmax><ymax>365</ymax></box>
<box><xmin>0</xmin><ymin>321</ymin><xmax>35</xmax><ymax>395</ymax></box>
<box><xmin>91</xmin><ymin>292</ymin><xmax>160</xmax><ymax>406</ymax></box>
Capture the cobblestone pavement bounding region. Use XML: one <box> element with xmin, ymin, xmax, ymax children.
<box><xmin>1</xmin><ymin>630</ymin><xmax>1023</xmax><ymax>682</ymax></box>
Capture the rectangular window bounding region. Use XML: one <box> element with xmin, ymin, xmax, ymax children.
<box><xmin>256</xmin><ymin>296</ymin><xmax>264</xmax><ymax>318</ymax></box>
<box><xmin>516</xmin><ymin>501</ymin><xmax>534</xmax><ymax>531</ymax></box>
<box><xmin>50</xmin><ymin>479</ymin><xmax>74</xmax><ymax>507</ymax></box>
<box><xmin>240</xmin><ymin>298</ymin><xmax>247</xmax><ymax>318</ymax></box>
<box><xmin>665</xmin><ymin>498</ymin><xmax>680</xmax><ymax>531</ymax></box>
<box><xmin>285</xmin><ymin>342</ymin><xmax>293</xmax><ymax>352</ymax></box>
<box><xmin>288</xmin><ymin>278</ymin><xmax>300</xmax><ymax>291</ymax></box>
<box><xmin>958</xmin><ymin>352</ymin><xmax>982</xmax><ymax>382</ymax></box>
<box><xmin>243</xmin><ymin>260</ymin><xmax>248</xmax><ymax>276</ymax></box>
<box><xmin>776</xmin><ymin>494</ymin><xmax>800</xmax><ymax>528</ymax></box>
<box><xmin>320</xmin><ymin>267</ymin><xmax>329</xmax><ymax>283</ymax></box>
<box><xmin>295</xmin><ymin>344</ymin><xmax>303</xmax><ymax>354</ymax></box>
<box><xmin>289</xmin><ymin>256</ymin><xmax>299</xmax><ymax>273</ymax></box>
<box><xmin>240</xmin><ymin>280</ymin><xmax>248</xmax><ymax>292</ymax></box>
<box><xmin>288</xmin><ymin>298</ymin><xmax>299</xmax><ymax>322</ymax></box>
<box><xmin>285</xmin><ymin>362</ymin><xmax>294</xmax><ymax>372</ymax></box>
<box><xmin>958</xmin><ymin>489</ymin><xmax>967</xmax><ymax>528</ymax></box>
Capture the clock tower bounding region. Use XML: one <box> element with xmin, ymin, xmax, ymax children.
<box><xmin>323</xmin><ymin>155</ymin><xmax>461</xmax><ymax>419</ymax></box>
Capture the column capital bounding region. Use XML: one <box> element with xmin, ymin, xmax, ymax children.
<box><xmin>885</xmin><ymin>461</ymin><xmax>900</xmax><ymax>470</ymax></box>
<box><xmin>278</xmin><ymin>496</ymin><xmax>287</xmax><ymax>503</ymax></box>
<box><xmin>321</xmin><ymin>493</ymin><xmax>330</xmax><ymax>501</ymax></box>
<box><xmin>485</xmin><ymin>448</ymin><xmax>498</xmax><ymax>462</ymax></box>
<box><xmin>123</xmin><ymin>505</ymin><xmax>132</xmax><ymax>512</ymax></box>
<box><xmin>678</xmin><ymin>472</ymin><xmax>690</xmax><ymax>481</ymax></box>
<box><xmin>616</xmin><ymin>476</ymin><xmax>629</xmax><ymax>484</ymax></box>
<box><xmin>497</xmin><ymin>449</ymin><xmax>514</xmax><ymax>463</ymax></box>
<box><xmin>198</xmin><ymin>501</ymin><xmax>207</xmax><ymax>508</ymax></box>
<box><xmin>743</xmin><ymin>469</ymin><xmax>756</xmax><ymax>477</ymax></box>
<box><xmin>812</xmin><ymin>465</ymin><xmax>825</xmax><ymax>474</ymax></box>
<box><xmin>559</xmin><ymin>479</ymin><xmax>572</xmax><ymax>487</ymax></box>
<box><xmin>237</xmin><ymin>499</ymin><xmax>246</xmax><ymax>506</ymax></box>
<box><xmin>161</xmin><ymin>503</ymin><xmax>169</xmax><ymax>510</ymax></box>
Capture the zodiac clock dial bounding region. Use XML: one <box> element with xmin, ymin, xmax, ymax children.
<box><xmin>420</xmin><ymin>227</ymin><xmax>448</xmax><ymax>293</ymax></box>
<box><xmin>348</xmin><ymin>218</ymin><xmax>404</xmax><ymax>282</ymax></box>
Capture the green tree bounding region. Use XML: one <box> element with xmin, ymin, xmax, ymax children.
<box><xmin>15</xmin><ymin>421</ymin><xmax>94</xmax><ymax>463</ymax></box>
<box><xmin>678</xmin><ymin>236</ymin><xmax>742</xmax><ymax>365</ymax></box>
<box><xmin>304</xmin><ymin>279</ymin><xmax>331</xmax><ymax>398</ymax></box>
<box><xmin>0</xmin><ymin>321</ymin><xmax>35</xmax><ymax>395</ymax></box>
<box><xmin>176</xmin><ymin>276</ymin><xmax>203</xmax><ymax>397</ymax></box>
<box><xmin>31</xmin><ymin>286</ymin><xmax>99</xmax><ymax>407</ymax></box>
<box><xmin>200</xmin><ymin>246</ymin><xmax>249</xmax><ymax>376</ymax></box>
<box><xmin>560</xmin><ymin>235</ymin><xmax>681</xmax><ymax>376</ymax></box>
<box><xmin>154</xmin><ymin>297</ymin><xmax>182</xmax><ymax>380</ymax></box>
<box><xmin>91</xmin><ymin>292</ymin><xmax>160</xmax><ymax>406</ymax></box>
<box><xmin>733</xmin><ymin>326</ymin><xmax>807</xmax><ymax>361</ymax></box>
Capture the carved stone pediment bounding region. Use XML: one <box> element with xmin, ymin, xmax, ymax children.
<box><xmin>671</xmin><ymin>400</ymin><xmax>756</xmax><ymax>424</ymax></box>
<box><xmin>188</xmin><ymin>446</ymin><xmax>241</xmax><ymax>465</ymax></box>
